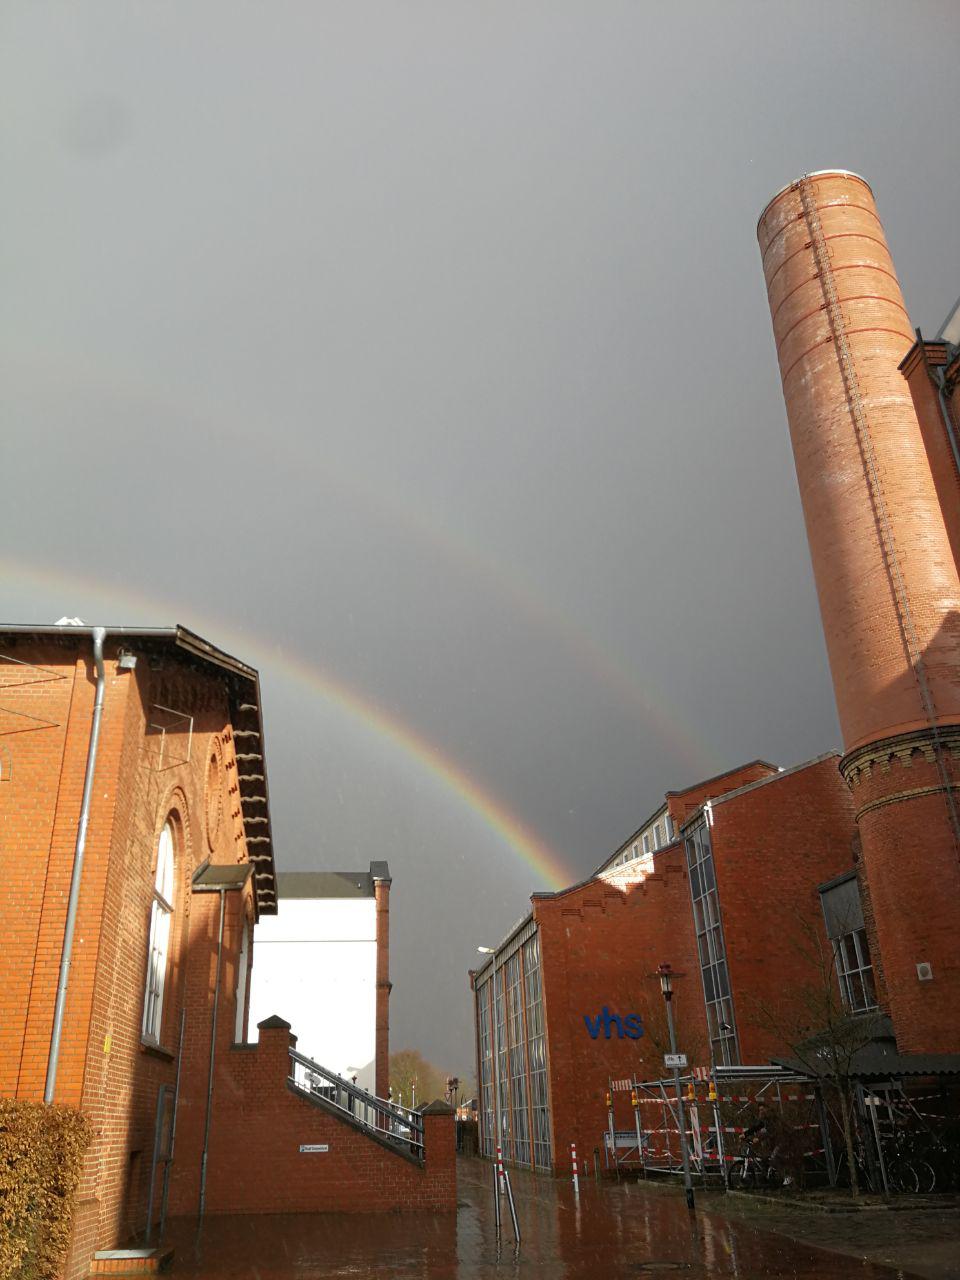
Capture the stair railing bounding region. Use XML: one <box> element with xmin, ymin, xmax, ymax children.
<box><xmin>288</xmin><ymin>1047</ymin><xmax>424</xmax><ymax>1154</ymax></box>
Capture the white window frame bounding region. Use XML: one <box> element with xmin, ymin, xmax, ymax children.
<box><xmin>142</xmin><ymin>821</ymin><xmax>175</xmax><ymax>1043</ymax></box>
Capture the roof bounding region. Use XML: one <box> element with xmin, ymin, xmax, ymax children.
<box><xmin>0</xmin><ymin>623</ymin><xmax>278</xmax><ymax>916</ymax></box>
<box><xmin>757</xmin><ymin>169</ymin><xmax>872</xmax><ymax>232</ymax></box>
<box><xmin>664</xmin><ymin>758</ymin><xmax>779</xmax><ymax>801</ymax></box>
<box><xmin>771</xmin><ymin>1013</ymin><xmax>960</xmax><ymax>1080</ymax></box>
<box><xmin>773</xmin><ymin>1046</ymin><xmax>960</xmax><ymax>1081</ymax></box>
<box><xmin>277</xmin><ymin>866</ymin><xmax>385</xmax><ymax>900</ymax></box>
<box><xmin>679</xmin><ymin>751</ymin><xmax>840</xmax><ymax>833</ymax></box>
<box><xmin>591</xmin><ymin>800</ymin><xmax>669</xmax><ymax>878</ymax></box>
<box><xmin>192</xmin><ymin>862</ymin><xmax>253</xmax><ymax>890</ymax></box>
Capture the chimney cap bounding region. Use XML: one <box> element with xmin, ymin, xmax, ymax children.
<box><xmin>757</xmin><ymin>170</ymin><xmax>873</xmax><ymax>235</ymax></box>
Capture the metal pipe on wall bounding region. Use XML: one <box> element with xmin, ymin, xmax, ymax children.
<box><xmin>199</xmin><ymin>887</ymin><xmax>227</xmax><ymax>1220</ymax></box>
<box><xmin>45</xmin><ymin>626</ymin><xmax>107</xmax><ymax>1103</ymax></box>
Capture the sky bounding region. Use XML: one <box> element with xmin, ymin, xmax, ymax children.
<box><xmin>2</xmin><ymin>2</ymin><xmax>959</xmax><ymax>1077</ymax></box>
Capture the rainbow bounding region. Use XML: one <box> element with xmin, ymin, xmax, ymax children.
<box><xmin>2</xmin><ymin>342</ymin><xmax>714</xmax><ymax>775</ymax></box>
<box><xmin>0</xmin><ymin>556</ymin><xmax>577</xmax><ymax>891</ymax></box>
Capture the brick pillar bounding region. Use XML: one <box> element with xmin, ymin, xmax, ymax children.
<box><xmin>420</xmin><ymin>1099</ymin><xmax>457</xmax><ymax>1210</ymax></box>
<box><xmin>256</xmin><ymin>1014</ymin><xmax>296</xmax><ymax>1085</ymax></box>
<box><xmin>373</xmin><ymin>873</ymin><xmax>391</xmax><ymax>1099</ymax></box>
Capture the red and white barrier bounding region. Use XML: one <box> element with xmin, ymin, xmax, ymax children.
<box><xmin>571</xmin><ymin>1141</ymin><xmax>579</xmax><ymax>1195</ymax></box>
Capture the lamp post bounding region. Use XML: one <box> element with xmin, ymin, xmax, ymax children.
<box><xmin>478</xmin><ymin>945</ymin><xmax>504</xmax><ymax>1187</ymax></box>
<box><xmin>658</xmin><ymin>964</ymin><xmax>695</xmax><ymax>1211</ymax></box>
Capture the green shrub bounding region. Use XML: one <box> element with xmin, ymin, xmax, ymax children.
<box><xmin>0</xmin><ymin>1098</ymin><xmax>90</xmax><ymax>1280</ymax></box>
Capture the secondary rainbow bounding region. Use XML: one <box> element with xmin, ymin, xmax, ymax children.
<box><xmin>1</xmin><ymin>556</ymin><xmax>577</xmax><ymax>891</ymax></box>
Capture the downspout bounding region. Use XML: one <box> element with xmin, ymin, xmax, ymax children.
<box><xmin>198</xmin><ymin>887</ymin><xmax>226</xmax><ymax>1221</ymax></box>
<box><xmin>45</xmin><ymin>626</ymin><xmax>107</xmax><ymax>1104</ymax></box>
<box><xmin>934</xmin><ymin>368</ymin><xmax>960</xmax><ymax>483</ymax></box>
<box><xmin>918</xmin><ymin>329</ymin><xmax>960</xmax><ymax>483</ymax></box>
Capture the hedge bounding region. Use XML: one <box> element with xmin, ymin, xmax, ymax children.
<box><xmin>0</xmin><ymin>1098</ymin><xmax>90</xmax><ymax>1280</ymax></box>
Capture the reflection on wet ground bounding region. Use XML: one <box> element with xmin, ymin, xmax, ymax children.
<box><xmin>161</xmin><ymin>1158</ymin><xmax>922</xmax><ymax>1278</ymax></box>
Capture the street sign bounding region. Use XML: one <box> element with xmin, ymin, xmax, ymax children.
<box><xmin>299</xmin><ymin>1143</ymin><xmax>329</xmax><ymax>1153</ymax></box>
<box><xmin>664</xmin><ymin>1053</ymin><xmax>688</xmax><ymax>1069</ymax></box>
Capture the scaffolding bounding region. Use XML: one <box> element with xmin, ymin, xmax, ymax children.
<box><xmin>604</xmin><ymin>1065</ymin><xmax>832</xmax><ymax>1187</ymax></box>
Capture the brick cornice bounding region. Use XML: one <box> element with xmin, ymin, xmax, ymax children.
<box><xmin>840</xmin><ymin>724</ymin><xmax>960</xmax><ymax>788</ymax></box>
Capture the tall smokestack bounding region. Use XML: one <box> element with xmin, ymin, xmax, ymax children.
<box><xmin>758</xmin><ymin>171</ymin><xmax>960</xmax><ymax>1053</ymax></box>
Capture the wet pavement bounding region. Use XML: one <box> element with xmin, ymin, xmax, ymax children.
<box><xmin>158</xmin><ymin>1158</ymin><xmax>943</xmax><ymax>1279</ymax></box>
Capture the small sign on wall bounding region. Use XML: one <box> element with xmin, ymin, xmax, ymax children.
<box><xmin>299</xmin><ymin>1143</ymin><xmax>330</xmax><ymax>1153</ymax></box>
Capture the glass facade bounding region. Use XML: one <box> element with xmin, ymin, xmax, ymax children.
<box><xmin>684</xmin><ymin>816</ymin><xmax>739</xmax><ymax>1065</ymax></box>
<box><xmin>474</xmin><ymin>926</ymin><xmax>552</xmax><ymax>1170</ymax></box>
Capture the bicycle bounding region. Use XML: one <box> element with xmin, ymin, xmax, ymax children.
<box><xmin>729</xmin><ymin>1138</ymin><xmax>783</xmax><ymax>1190</ymax></box>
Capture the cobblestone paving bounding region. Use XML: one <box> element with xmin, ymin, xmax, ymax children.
<box><xmin>157</xmin><ymin>1159</ymin><xmax>951</xmax><ymax>1278</ymax></box>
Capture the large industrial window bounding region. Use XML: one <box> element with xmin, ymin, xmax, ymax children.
<box><xmin>494</xmin><ymin>964</ymin><xmax>510</xmax><ymax>1159</ymax></box>
<box><xmin>477</xmin><ymin>984</ymin><xmax>494</xmax><ymax>1157</ymax></box>
<box><xmin>473</xmin><ymin>926</ymin><xmax>552</xmax><ymax>1172</ymax></box>
<box><xmin>505</xmin><ymin>953</ymin><xmax>529</xmax><ymax>1164</ymax></box>
<box><xmin>684</xmin><ymin>816</ymin><xmax>738</xmax><ymax>1066</ymax></box>
<box><xmin>834</xmin><ymin>927</ymin><xmax>877</xmax><ymax>1013</ymax></box>
<box><xmin>819</xmin><ymin>873</ymin><xmax>877</xmax><ymax>1014</ymax></box>
<box><xmin>523</xmin><ymin>932</ymin><xmax>551</xmax><ymax>1171</ymax></box>
<box><xmin>142</xmin><ymin>820</ymin><xmax>175</xmax><ymax>1043</ymax></box>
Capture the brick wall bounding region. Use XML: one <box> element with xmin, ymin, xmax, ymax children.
<box><xmin>665</xmin><ymin>760</ymin><xmax>778</xmax><ymax>829</ymax></box>
<box><xmin>708</xmin><ymin>756</ymin><xmax>857</xmax><ymax>1062</ymax></box>
<box><xmin>170</xmin><ymin>1018</ymin><xmax>455</xmax><ymax>1216</ymax></box>
<box><xmin>0</xmin><ymin>633</ymin><xmax>261</xmax><ymax>1279</ymax></box>
<box><xmin>841</xmin><ymin>732</ymin><xmax>960</xmax><ymax>1054</ymax></box>
<box><xmin>534</xmin><ymin>845</ymin><xmax>706</xmax><ymax>1172</ymax></box>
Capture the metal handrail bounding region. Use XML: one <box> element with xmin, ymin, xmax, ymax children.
<box><xmin>288</xmin><ymin>1048</ymin><xmax>424</xmax><ymax>1152</ymax></box>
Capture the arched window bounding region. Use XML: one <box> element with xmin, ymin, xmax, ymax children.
<box><xmin>142</xmin><ymin>820</ymin><xmax>175</xmax><ymax>1043</ymax></box>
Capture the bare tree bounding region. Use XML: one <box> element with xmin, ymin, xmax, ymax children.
<box><xmin>748</xmin><ymin>912</ymin><xmax>885</xmax><ymax>1198</ymax></box>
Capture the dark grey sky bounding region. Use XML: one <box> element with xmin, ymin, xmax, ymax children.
<box><xmin>3</xmin><ymin>2</ymin><xmax>958</xmax><ymax>1076</ymax></box>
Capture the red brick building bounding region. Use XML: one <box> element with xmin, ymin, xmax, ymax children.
<box><xmin>758</xmin><ymin>172</ymin><xmax>960</xmax><ymax>1056</ymax></box>
<box><xmin>470</xmin><ymin>756</ymin><xmax>858</xmax><ymax>1173</ymax></box>
<box><xmin>0</xmin><ymin>624</ymin><xmax>454</xmax><ymax>1279</ymax></box>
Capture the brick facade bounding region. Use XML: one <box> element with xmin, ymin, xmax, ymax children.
<box><xmin>696</xmin><ymin>754</ymin><xmax>858</xmax><ymax>1062</ymax></box>
<box><xmin>534</xmin><ymin>844</ymin><xmax>706</xmax><ymax>1172</ymax></box>
<box><xmin>758</xmin><ymin>172</ymin><xmax>960</xmax><ymax>1056</ymax></box>
<box><xmin>0</xmin><ymin>627</ymin><xmax>454</xmax><ymax>1279</ymax></box>
<box><xmin>472</xmin><ymin>754</ymin><xmax>859</xmax><ymax>1176</ymax></box>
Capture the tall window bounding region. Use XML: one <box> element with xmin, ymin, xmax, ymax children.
<box><xmin>819</xmin><ymin>873</ymin><xmax>876</xmax><ymax>1014</ymax></box>
<box><xmin>523</xmin><ymin>933</ymin><xmax>551</xmax><ymax>1171</ymax></box>
<box><xmin>143</xmin><ymin>820</ymin><xmax>175</xmax><ymax>1043</ymax></box>
<box><xmin>834</xmin><ymin>927</ymin><xmax>877</xmax><ymax>1013</ymax></box>
<box><xmin>685</xmin><ymin>817</ymin><xmax>738</xmax><ymax>1065</ymax></box>
<box><xmin>235</xmin><ymin>920</ymin><xmax>250</xmax><ymax>1042</ymax></box>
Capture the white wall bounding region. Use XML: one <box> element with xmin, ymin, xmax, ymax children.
<box><xmin>249</xmin><ymin>898</ymin><xmax>378</xmax><ymax>1093</ymax></box>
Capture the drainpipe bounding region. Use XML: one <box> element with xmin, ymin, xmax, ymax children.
<box><xmin>934</xmin><ymin>367</ymin><xmax>960</xmax><ymax>482</ymax></box>
<box><xmin>45</xmin><ymin>626</ymin><xmax>107</xmax><ymax>1104</ymax></box>
<box><xmin>198</xmin><ymin>886</ymin><xmax>227</xmax><ymax>1221</ymax></box>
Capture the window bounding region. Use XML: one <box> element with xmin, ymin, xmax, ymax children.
<box><xmin>235</xmin><ymin>920</ymin><xmax>250</xmax><ymax>1042</ymax></box>
<box><xmin>685</xmin><ymin>817</ymin><xmax>738</xmax><ymax>1066</ymax></box>
<box><xmin>834</xmin><ymin>928</ymin><xmax>877</xmax><ymax>1013</ymax></box>
<box><xmin>819</xmin><ymin>873</ymin><xmax>876</xmax><ymax>1014</ymax></box>
<box><xmin>143</xmin><ymin>820</ymin><xmax>175</xmax><ymax>1043</ymax></box>
<box><xmin>642</xmin><ymin>832</ymin><xmax>651</xmax><ymax>854</ymax></box>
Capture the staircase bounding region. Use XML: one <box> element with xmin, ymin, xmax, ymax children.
<box><xmin>287</xmin><ymin>1048</ymin><xmax>424</xmax><ymax>1160</ymax></box>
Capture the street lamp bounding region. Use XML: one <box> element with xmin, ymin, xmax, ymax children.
<box><xmin>657</xmin><ymin>963</ymin><xmax>695</xmax><ymax>1212</ymax></box>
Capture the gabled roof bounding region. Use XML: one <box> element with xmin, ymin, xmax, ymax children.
<box><xmin>0</xmin><ymin>623</ymin><xmax>278</xmax><ymax>916</ymax></box>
